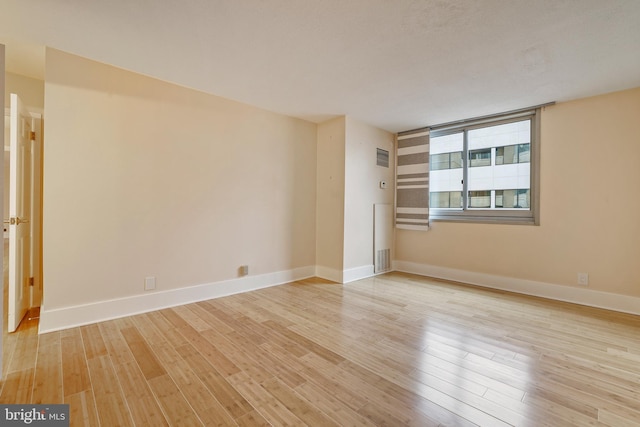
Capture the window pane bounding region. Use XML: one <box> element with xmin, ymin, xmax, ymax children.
<box><xmin>495</xmin><ymin>189</ymin><xmax>530</xmax><ymax>209</ymax></box>
<box><xmin>450</xmin><ymin>191</ymin><xmax>463</xmax><ymax>208</ymax></box>
<box><xmin>430</xmin><ymin>192</ymin><xmax>449</xmax><ymax>208</ymax></box>
<box><xmin>503</xmin><ymin>145</ymin><xmax>518</xmax><ymax>164</ymax></box>
<box><xmin>518</xmin><ymin>143</ymin><xmax>530</xmax><ymax>163</ymax></box>
<box><xmin>468</xmin><ymin>191</ymin><xmax>491</xmax><ymax>208</ymax></box>
<box><xmin>496</xmin><ymin>147</ymin><xmax>504</xmax><ymax>165</ymax></box>
<box><xmin>469</xmin><ymin>149</ymin><xmax>491</xmax><ymax>167</ymax></box>
<box><xmin>429</xmin><ymin>133</ymin><xmax>463</xmax><ymax>209</ymax></box>
<box><xmin>469</xmin><ymin>120</ymin><xmax>530</xmax><ymax>149</ymax></box>
<box><xmin>430</xmin><ymin>191</ymin><xmax>462</xmax><ymax>208</ymax></box>
<box><xmin>430</xmin><ymin>152</ymin><xmax>463</xmax><ymax>170</ymax></box>
<box><xmin>430</xmin><ymin>132</ymin><xmax>463</xmax><ymax>154</ymax></box>
<box><xmin>496</xmin><ymin>144</ymin><xmax>530</xmax><ymax>165</ymax></box>
<box><xmin>430</xmin><ymin>153</ymin><xmax>450</xmax><ymax>171</ymax></box>
<box><xmin>466</xmin><ymin>120</ymin><xmax>531</xmax><ymax>210</ymax></box>
<box><xmin>450</xmin><ymin>151</ymin><xmax>463</xmax><ymax>168</ymax></box>
<box><xmin>517</xmin><ymin>189</ymin><xmax>530</xmax><ymax>208</ymax></box>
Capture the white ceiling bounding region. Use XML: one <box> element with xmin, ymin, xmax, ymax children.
<box><xmin>2</xmin><ymin>0</ymin><xmax>639</xmax><ymax>132</ymax></box>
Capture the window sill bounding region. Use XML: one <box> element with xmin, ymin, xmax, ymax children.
<box><xmin>429</xmin><ymin>214</ymin><xmax>538</xmax><ymax>226</ymax></box>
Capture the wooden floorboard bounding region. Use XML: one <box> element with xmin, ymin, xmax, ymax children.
<box><xmin>2</xmin><ymin>272</ymin><xmax>640</xmax><ymax>426</ymax></box>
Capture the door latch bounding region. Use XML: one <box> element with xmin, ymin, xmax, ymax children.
<box><xmin>3</xmin><ymin>217</ymin><xmax>29</xmax><ymax>225</ymax></box>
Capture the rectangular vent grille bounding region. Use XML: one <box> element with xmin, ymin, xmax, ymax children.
<box><xmin>375</xmin><ymin>248</ymin><xmax>391</xmax><ymax>273</ymax></box>
<box><xmin>376</xmin><ymin>148</ymin><xmax>389</xmax><ymax>167</ymax></box>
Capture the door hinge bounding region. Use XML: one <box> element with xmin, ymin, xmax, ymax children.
<box><xmin>30</xmin><ymin>131</ymin><xmax>36</xmax><ymax>140</ymax></box>
<box><xmin>29</xmin><ymin>277</ymin><xmax>34</xmax><ymax>287</ymax></box>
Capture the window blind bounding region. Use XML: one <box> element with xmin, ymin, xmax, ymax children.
<box><xmin>396</xmin><ymin>129</ymin><xmax>430</xmax><ymax>230</ymax></box>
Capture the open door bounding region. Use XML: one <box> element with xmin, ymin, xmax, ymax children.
<box><xmin>6</xmin><ymin>93</ymin><xmax>32</xmax><ymax>332</ymax></box>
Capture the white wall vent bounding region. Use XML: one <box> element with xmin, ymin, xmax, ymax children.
<box><xmin>375</xmin><ymin>248</ymin><xmax>391</xmax><ymax>273</ymax></box>
<box><xmin>377</xmin><ymin>148</ymin><xmax>389</xmax><ymax>167</ymax></box>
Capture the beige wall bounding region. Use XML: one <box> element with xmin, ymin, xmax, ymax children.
<box><xmin>343</xmin><ymin>117</ymin><xmax>394</xmax><ymax>269</ymax></box>
<box><xmin>43</xmin><ymin>48</ymin><xmax>317</xmax><ymax>310</ymax></box>
<box><xmin>315</xmin><ymin>117</ymin><xmax>345</xmax><ymax>278</ymax></box>
<box><xmin>316</xmin><ymin>116</ymin><xmax>395</xmax><ymax>279</ymax></box>
<box><xmin>38</xmin><ymin>46</ymin><xmax>639</xmax><ymax>324</ymax></box>
<box><xmin>396</xmin><ymin>87</ymin><xmax>640</xmax><ymax>298</ymax></box>
<box><xmin>4</xmin><ymin>72</ymin><xmax>44</xmax><ymax>111</ymax></box>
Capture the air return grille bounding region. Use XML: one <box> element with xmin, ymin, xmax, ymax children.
<box><xmin>377</xmin><ymin>148</ymin><xmax>389</xmax><ymax>167</ymax></box>
<box><xmin>375</xmin><ymin>248</ymin><xmax>391</xmax><ymax>273</ymax></box>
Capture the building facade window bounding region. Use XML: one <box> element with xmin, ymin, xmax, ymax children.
<box><xmin>468</xmin><ymin>190</ymin><xmax>491</xmax><ymax>208</ymax></box>
<box><xmin>430</xmin><ymin>191</ymin><xmax>463</xmax><ymax>208</ymax></box>
<box><xmin>495</xmin><ymin>189</ymin><xmax>530</xmax><ymax>208</ymax></box>
<box><xmin>430</xmin><ymin>152</ymin><xmax>463</xmax><ymax>171</ymax></box>
<box><xmin>469</xmin><ymin>149</ymin><xmax>491</xmax><ymax>167</ymax></box>
<box><xmin>496</xmin><ymin>143</ymin><xmax>530</xmax><ymax>165</ymax></box>
<box><xmin>428</xmin><ymin>108</ymin><xmax>540</xmax><ymax>224</ymax></box>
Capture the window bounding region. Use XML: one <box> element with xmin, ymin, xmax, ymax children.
<box><xmin>468</xmin><ymin>191</ymin><xmax>491</xmax><ymax>208</ymax></box>
<box><xmin>428</xmin><ymin>108</ymin><xmax>540</xmax><ymax>224</ymax></box>
<box><xmin>430</xmin><ymin>191</ymin><xmax>462</xmax><ymax>208</ymax></box>
<box><xmin>496</xmin><ymin>189</ymin><xmax>530</xmax><ymax>208</ymax></box>
<box><xmin>469</xmin><ymin>149</ymin><xmax>491</xmax><ymax>167</ymax></box>
<box><xmin>496</xmin><ymin>144</ymin><xmax>530</xmax><ymax>165</ymax></box>
<box><xmin>430</xmin><ymin>152</ymin><xmax>462</xmax><ymax>171</ymax></box>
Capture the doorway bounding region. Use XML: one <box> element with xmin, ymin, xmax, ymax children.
<box><xmin>3</xmin><ymin>103</ymin><xmax>43</xmax><ymax>332</ymax></box>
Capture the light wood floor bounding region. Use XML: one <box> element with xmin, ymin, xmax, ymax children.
<box><xmin>1</xmin><ymin>272</ymin><xmax>640</xmax><ymax>426</ymax></box>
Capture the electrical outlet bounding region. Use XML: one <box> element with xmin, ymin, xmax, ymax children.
<box><xmin>145</xmin><ymin>276</ymin><xmax>156</xmax><ymax>291</ymax></box>
<box><xmin>239</xmin><ymin>265</ymin><xmax>249</xmax><ymax>276</ymax></box>
<box><xmin>577</xmin><ymin>273</ymin><xmax>589</xmax><ymax>286</ymax></box>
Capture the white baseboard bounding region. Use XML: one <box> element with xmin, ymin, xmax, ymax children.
<box><xmin>43</xmin><ymin>260</ymin><xmax>636</xmax><ymax>334</ymax></box>
<box><xmin>342</xmin><ymin>264</ymin><xmax>375</xmax><ymax>283</ymax></box>
<box><xmin>393</xmin><ymin>260</ymin><xmax>640</xmax><ymax>316</ymax></box>
<box><xmin>315</xmin><ymin>264</ymin><xmax>377</xmax><ymax>284</ymax></box>
<box><xmin>315</xmin><ymin>265</ymin><xmax>343</xmax><ymax>283</ymax></box>
<box><xmin>39</xmin><ymin>265</ymin><xmax>316</xmax><ymax>334</ymax></box>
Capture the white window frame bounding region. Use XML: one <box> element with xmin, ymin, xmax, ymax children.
<box><xmin>429</xmin><ymin>108</ymin><xmax>541</xmax><ymax>225</ymax></box>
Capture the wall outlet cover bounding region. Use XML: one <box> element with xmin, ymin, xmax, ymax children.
<box><xmin>577</xmin><ymin>273</ymin><xmax>589</xmax><ymax>286</ymax></box>
<box><xmin>240</xmin><ymin>265</ymin><xmax>249</xmax><ymax>276</ymax></box>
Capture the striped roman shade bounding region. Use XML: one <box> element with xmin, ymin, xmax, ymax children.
<box><xmin>396</xmin><ymin>129</ymin><xmax>430</xmax><ymax>230</ymax></box>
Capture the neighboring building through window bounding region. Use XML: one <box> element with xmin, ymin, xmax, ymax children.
<box><xmin>430</xmin><ymin>152</ymin><xmax>462</xmax><ymax>171</ymax></box>
<box><xmin>496</xmin><ymin>143</ymin><xmax>530</xmax><ymax>165</ymax></box>
<box><xmin>428</xmin><ymin>108</ymin><xmax>540</xmax><ymax>224</ymax></box>
<box><xmin>430</xmin><ymin>191</ymin><xmax>462</xmax><ymax>208</ymax></box>
<box><xmin>468</xmin><ymin>149</ymin><xmax>491</xmax><ymax>167</ymax></box>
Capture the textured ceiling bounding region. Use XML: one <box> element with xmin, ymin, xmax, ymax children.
<box><xmin>2</xmin><ymin>0</ymin><xmax>640</xmax><ymax>132</ymax></box>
